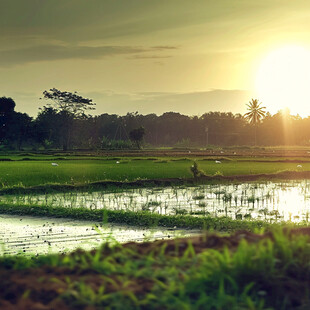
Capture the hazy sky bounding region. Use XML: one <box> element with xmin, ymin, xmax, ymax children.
<box><xmin>1</xmin><ymin>0</ymin><xmax>310</xmax><ymax>116</ymax></box>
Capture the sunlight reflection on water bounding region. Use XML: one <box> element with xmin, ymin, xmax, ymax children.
<box><xmin>0</xmin><ymin>214</ymin><xmax>198</xmax><ymax>256</ymax></box>
<box><xmin>3</xmin><ymin>180</ymin><xmax>310</xmax><ymax>222</ymax></box>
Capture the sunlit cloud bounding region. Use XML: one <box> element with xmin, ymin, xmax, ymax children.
<box><xmin>0</xmin><ymin>44</ymin><xmax>178</xmax><ymax>67</ymax></box>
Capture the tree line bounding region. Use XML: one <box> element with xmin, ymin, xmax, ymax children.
<box><xmin>1</xmin><ymin>89</ymin><xmax>310</xmax><ymax>151</ymax></box>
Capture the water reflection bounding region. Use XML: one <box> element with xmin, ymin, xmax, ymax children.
<box><xmin>0</xmin><ymin>214</ymin><xmax>198</xmax><ymax>256</ymax></box>
<box><xmin>3</xmin><ymin>180</ymin><xmax>310</xmax><ymax>222</ymax></box>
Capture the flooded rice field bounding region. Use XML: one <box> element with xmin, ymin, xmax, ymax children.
<box><xmin>0</xmin><ymin>214</ymin><xmax>199</xmax><ymax>256</ymax></box>
<box><xmin>2</xmin><ymin>180</ymin><xmax>310</xmax><ymax>222</ymax></box>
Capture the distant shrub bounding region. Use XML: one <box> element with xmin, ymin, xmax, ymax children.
<box><xmin>174</xmin><ymin>138</ymin><xmax>192</xmax><ymax>148</ymax></box>
<box><xmin>101</xmin><ymin>137</ymin><xmax>133</xmax><ymax>150</ymax></box>
<box><xmin>190</xmin><ymin>161</ymin><xmax>206</xmax><ymax>178</ymax></box>
<box><xmin>214</xmin><ymin>170</ymin><xmax>224</xmax><ymax>176</ymax></box>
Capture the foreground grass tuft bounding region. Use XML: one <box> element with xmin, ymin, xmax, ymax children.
<box><xmin>0</xmin><ymin>228</ymin><xmax>309</xmax><ymax>309</ymax></box>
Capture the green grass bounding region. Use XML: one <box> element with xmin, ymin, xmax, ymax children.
<box><xmin>0</xmin><ymin>203</ymin><xmax>276</xmax><ymax>231</ymax></box>
<box><xmin>0</xmin><ymin>157</ymin><xmax>308</xmax><ymax>190</ymax></box>
<box><xmin>197</xmin><ymin>160</ymin><xmax>309</xmax><ymax>175</ymax></box>
<box><xmin>1</xmin><ymin>228</ymin><xmax>309</xmax><ymax>309</ymax></box>
<box><xmin>0</xmin><ymin>159</ymin><xmax>189</xmax><ymax>188</ymax></box>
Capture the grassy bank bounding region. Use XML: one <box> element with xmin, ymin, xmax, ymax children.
<box><xmin>1</xmin><ymin>228</ymin><xmax>309</xmax><ymax>309</ymax></box>
<box><xmin>0</xmin><ymin>203</ymin><xmax>277</xmax><ymax>232</ymax></box>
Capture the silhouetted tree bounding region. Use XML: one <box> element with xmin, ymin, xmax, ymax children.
<box><xmin>0</xmin><ymin>97</ymin><xmax>15</xmax><ymax>115</ymax></box>
<box><xmin>8</xmin><ymin>113</ymin><xmax>33</xmax><ymax>150</ymax></box>
<box><xmin>0</xmin><ymin>98</ymin><xmax>34</xmax><ymax>149</ymax></box>
<box><xmin>129</xmin><ymin>126</ymin><xmax>145</xmax><ymax>149</ymax></box>
<box><xmin>41</xmin><ymin>88</ymin><xmax>95</xmax><ymax>150</ymax></box>
<box><xmin>34</xmin><ymin>107</ymin><xmax>62</xmax><ymax>148</ymax></box>
<box><xmin>0</xmin><ymin>97</ymin><xmax>16</xmax><ymax>143</ymax></box>
<box><xmin>244</xmin><ymin>99</ymin><xmax>266</xmax><ymax>145</ymax></box>
<box><xmin>30</xmin><ymin>104</ymin><xmax>310</xmax><ymax>149</ymax></box>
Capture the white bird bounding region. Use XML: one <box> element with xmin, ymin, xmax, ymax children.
<box><xmin>116</xmin><ymin>161</ymin><xmax>120</xmax><ymax>164</ymax></box>
<box><xmin>215</xmin><ymin>160</ymin><xmax>221</xmax><ymax>164</ymax></box>
<box><xmin>51</xmin><ymin>163</ymin><xmax>58</xmax><ymax>166</ymax></box>
<box><xmin>297</xmin><ymin>164</ymin><xmax>302</xmax><ymax>168</ymax></box>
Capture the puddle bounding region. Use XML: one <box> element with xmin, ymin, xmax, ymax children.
<box><xmin>0</xmin><ymin>214</ymin><xmax>199</xmax><ymax>256</ymax></box>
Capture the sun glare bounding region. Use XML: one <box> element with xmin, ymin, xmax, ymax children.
<box><xmin>256</xmin><ymin>46</ymin><xmax>310</xmax><ymax>116</ymax></box>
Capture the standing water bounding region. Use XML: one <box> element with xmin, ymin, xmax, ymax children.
<box><xmin>0</xmin><ymin>214</ymin><xmax>199</xmax><ymax>256</ymax></box>
<box><xmin>2</xmin><ymin>180</ymin><xmax>310</xmax><ymax>222</ymax></box>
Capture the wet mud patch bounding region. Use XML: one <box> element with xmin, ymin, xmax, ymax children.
<box><xmin>0</xmin><ymin>214</ymin><xmax>199</xmax><ymax>256</ymax></box>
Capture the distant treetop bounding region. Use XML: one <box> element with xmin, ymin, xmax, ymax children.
<box><xmin>0</xmin><ymin>97</ymin><xmax>16</xmax><ymax>114</ymax></box>
<box><xmin>41</xmin><ymin>88</ymin><xmax>95</xmax><ymax>117</ymax></box>
<box><xmin>244</xmin><ymin>99</ymin><xmax>266</xmax><ymax>125</ymax></box>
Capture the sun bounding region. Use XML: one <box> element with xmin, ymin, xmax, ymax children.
<box><xmin>255</xmin><ymin>46</ymin><xmax>310</xmax><ymax>116</ymax></box>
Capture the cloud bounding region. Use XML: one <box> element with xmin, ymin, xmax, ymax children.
<box><xmin>0</xmin><ymin>44</ymin><xmax>177</xmax><ymax>67</ymax></box>
<box><xmin>128</xmin><ymin>55</ymin><xmax>172</xmax><ymax>60</ymax></box>
<box><xmin>0</xmin><ymin>1</ymin><xmax>212</xmax><ymax>41</ymax></box>
<box><xmin>0</xmin><ymin>0</ymin><xmax>290</xmax><ymax>44</ymax></box>
<box><xmin>151</xmin><ymin>46</ymin><xmax>179</xmax><ymax>50</ymax></box>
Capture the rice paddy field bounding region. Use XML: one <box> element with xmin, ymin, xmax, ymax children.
<box><xmin>4</xmin><ymin>180</ymin><xmax>310</xmax><ymax>222</ymax></box>
<box><xmin>1</xmin><ymin>150</ymin><xmax>310</xmax><ymax>309</ymax></box>
<box><xmin>1</xmin><ymin>152</ymin><xmax>310</xmax><ymax>188</ymax></box>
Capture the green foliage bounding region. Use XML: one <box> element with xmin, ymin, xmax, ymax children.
<box><xmin>214</xmin><ymin>170</ymin><xmax>224</xmax><ymax>176</ymax></box>
<box><xmin>101</xmin><ymin>137</ymin><xmax>133</xmax><ymax>150</ymax></box>
<box><xmin>41</xmin><ymin>88</ymin><xmax>95</xmax><ymax>151</ymax></box>
<box><xmin>190</xmin><ymin>161</ymin><xmax>206</xmax><ymax>178</ymax></box>
<box><xmin>129</xmin><ymin>126</ymin><xmax>145</xmax><ymax>149</ymax></box>
<box><xmin>1</xmin><ymin>229</ymin><xmax>310</xmax><ymax>309</ymax></box>
<box><xmin>244</xmin><ymin>99</ymin><xmax>266</xmax><ymax>125</ymax></box>
<box><xmin>174</xmin><ymin>138</ymin><xmax>195</xmax><ymax>148</ymax></box>
<box><xmin>0</xmin><ymin>202</ymin><xmax>272</xmax><ymax>231</ymax></box>
<box><xmin>0</xmin><ymin>97</ymin><xmax>15</xmax><ymax>114</ymax></box>
<box><xmin>244</xmin><ymin>99</ymin><xmax>266</xmax><ymax>146</ymax></box>
<box><xmin>42</xmin><ymin>88</ymin><xmax>95</xmax><ymax>117</ymax></box>
<box><xmin>0</xmin><ymin>156</ymin><xmax>307</xmax><ymax>192</ymax></box>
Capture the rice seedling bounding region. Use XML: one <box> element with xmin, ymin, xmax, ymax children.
<box><xmin>1</xmin><ymin>180</ymin><xmax>310</xmax><ymax>222</ymax></box>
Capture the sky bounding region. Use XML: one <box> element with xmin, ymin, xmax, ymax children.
<box><xmin>1</xmin><ymin>0</ymin><xmax>310</xmax><ymax>117</ymax></box>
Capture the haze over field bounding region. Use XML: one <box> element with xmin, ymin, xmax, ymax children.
<box><xmin>2</xmin><ymin>0</ymin><xmax>310</xmax><ymax>116</ymax></box>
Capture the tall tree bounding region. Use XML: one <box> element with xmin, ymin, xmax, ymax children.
<box><xmin>244</xmin><ymin>99</ymin><xmax>266</xmax><ymax>145</ymax></box>
<box><xmin>0</xmin><ymin>97</ymin><xmax>16</xmax><ymax>143</ymax></box>
<box><xmin>35</xmin><ymin>107</ymin><xmax>62</xmax><ymax>149</ymax></box>
<box><xmin>8</xmin><ymin>112</ymin><xmax>33</xmax><ymax>150</ymax></box>
<box><xmin>129</xmin><ymin>126</ymin><xmax>145</xmax><ymax>149</ymax></box>
<box><xmin>0</xmin><ymin>97</ymin><xmax>15</xmax><ymax>115</ymax></box>
<box><xmin>41</xmin><ymin>88</ymin><xmax>95</xmax><ymax>150</ymax></box>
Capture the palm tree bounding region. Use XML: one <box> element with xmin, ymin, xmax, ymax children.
<box><xmin>244</xmin><ymin>99</ymin><xmax>266</xmax><ymax>146</ymax></box>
